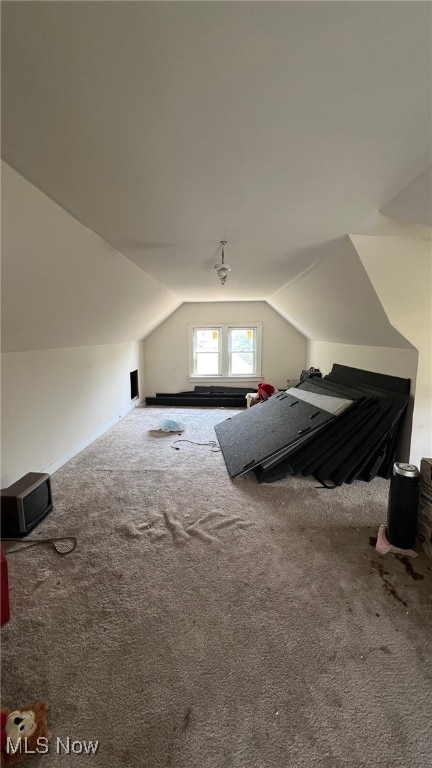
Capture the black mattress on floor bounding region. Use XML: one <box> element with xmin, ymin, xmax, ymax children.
<box><xmin>145</xmin><ymin>385</ymin><xmax>251</xmax><ymax>408</ymax></box>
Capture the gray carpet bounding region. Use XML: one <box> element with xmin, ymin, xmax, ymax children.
<box><xmin>1</xmin><ymin>405</ymin><xmax>432</xmax><ymax>768</ymax></box>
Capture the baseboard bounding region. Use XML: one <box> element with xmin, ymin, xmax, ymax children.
<box><xmin>42</xmin><ymin>399</ymin><xmax>142</xmax><ymax>476</ymax></box>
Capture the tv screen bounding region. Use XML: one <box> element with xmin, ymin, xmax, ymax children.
<box><xmin>23</xmin><ymin>482</ymin><xmax>52</xmax><ymax>527</ymax></box>
<box><xmin>1</xmin><ymin>473</ymin><xmax>53</xmax><ymax>537</ymax></box>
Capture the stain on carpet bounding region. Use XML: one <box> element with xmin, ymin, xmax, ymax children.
<box><xmin>370</xmin><ymin>560</ymin><xmax>408</xmax><ymax>608</ymax></box>
<box><xmin>182</xmin><ymin>707</ymin><xmax>192</xmax><ymax>733</ymax></box>
<box><xmin>395</xmin><ymin>554</ymin><xmax>425</xmax><ymax>581</ymax></box>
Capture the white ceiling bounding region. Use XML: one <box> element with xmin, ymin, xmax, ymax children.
<box><xmin>381</xmin><ymin>167</ymin><xmax>432</xmax><ymax>228</ymax></box>
<box><xmin>2</xmin><ymin>1</ymin><xmax>431</xmax><ymax>302</ymax></box>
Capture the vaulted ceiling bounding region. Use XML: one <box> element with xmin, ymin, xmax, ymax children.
<box><xmin>1</xmin><ymin>2</ymin><xmax>431</xmax><ymax>333</ymax></box>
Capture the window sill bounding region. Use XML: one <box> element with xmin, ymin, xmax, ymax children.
<box><xmin>188</xmin><ymin>375</ymin><xmax>263</xmax><ymax>383</ymax></box>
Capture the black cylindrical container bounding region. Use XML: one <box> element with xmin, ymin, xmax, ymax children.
<box><xmin>387</xmin><ymin>462</ymin><xmax>420</xmax><ymax>549</ymax></box>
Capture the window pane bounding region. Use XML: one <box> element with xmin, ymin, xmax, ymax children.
<box><xmin>196</xmin><ymin>353</ymin><xmax>219</xmax><ymax>375</ymax></box>
<box><xmin>196</xmin><ymin>329</ymin><xmax>219</xmax><ymax>352</ymax></box>
<box><xmin>230</xmin><ymin>352</ymin><xmax>254</xmax><ymax>375</ymax></box>
<box><xmin>230</xmin><ymin>328</ymin><xmax>255</xmax><ymax>352</ymax></box>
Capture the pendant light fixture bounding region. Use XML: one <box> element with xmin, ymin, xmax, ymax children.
<box><xmin>214</xmin><ymin>240</ymin><xmax>231</xmax><ymax>285</ymax></box>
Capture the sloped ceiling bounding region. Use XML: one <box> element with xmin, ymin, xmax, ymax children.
<box><xmin>1</xmin><ymin>1</ymin><xmax>431</xmax><ymax>343</ymax></box>
<box><xmin>1</xmin><ymin>161</ymin><xmax>181</xmax><ymax>353</ymax></box>
<box><xmin>268</xmin><ymin>235</ymin><xmax>413</xmax><ymax>348</ymax></box>
<box><xmin>381</xmin><ymin>167</ymin><xmax>432</xmax><ymax>229</ymax></box>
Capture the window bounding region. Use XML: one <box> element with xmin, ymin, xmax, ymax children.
<box><xmin>190</xmin><ymin>323</ymin><xmax>262</xmax><ymax>379</ymax></box>
<box><xmin>194</xmin><ymin>328</ymin><xmax>221</xmax><ymax>376</ymax></box>
<box><xmin>228</xmin><ymin>327</ymin><xmax>256</xmax><ymax>375</ymax></box>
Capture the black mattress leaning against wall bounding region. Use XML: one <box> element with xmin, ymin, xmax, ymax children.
<box><xmin>215</xmin><ymin>365</ymin><xmax>410</xmax><ymax>486</ymax></box>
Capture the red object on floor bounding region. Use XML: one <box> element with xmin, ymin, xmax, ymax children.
<box><xmin>257</xmin><ymin>382</ymin><xmax>276</xmax><ymax>401</ymax></box>
<box><xmin>1</xmin><ymin>548</ymin><xmax>10</xmax><ymax>625</ymax></box>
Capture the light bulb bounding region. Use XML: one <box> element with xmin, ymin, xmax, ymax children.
<box><xmin>214</xmin><ymin>262</ymin><xmax>231</xmax><ymax>285</ymax></box>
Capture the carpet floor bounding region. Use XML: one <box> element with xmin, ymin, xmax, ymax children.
<box><xmin>1</xmin><ymin>405</ymin><xmax>432</xmax><ymax>767</ymax></box>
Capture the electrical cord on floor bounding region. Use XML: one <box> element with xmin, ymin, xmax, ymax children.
<box><xmin>1</xmin><ymin>537</ymin><xmax>77</xmax><ymax>555</ymax></box>
<box><xmin>171</xmin><ymin>439</ymin><xmax>221</xmax><ymax>452</ymax></box>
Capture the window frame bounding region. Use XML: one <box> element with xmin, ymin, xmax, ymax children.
<box><xmin>191</xmin><ymin>326</ymin><xmax>223</xmax><ymax>377</ymax></box>
<box><xmin>189</xmin><ymin>322</ymin><xmax>262</xmax><ymax>380</ymax></box>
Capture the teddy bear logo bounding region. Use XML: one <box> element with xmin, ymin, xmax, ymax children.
<box><xmin>1</xmin><ymin>702</ymin><xmax>50</xmax><ymax>766</ymax></box>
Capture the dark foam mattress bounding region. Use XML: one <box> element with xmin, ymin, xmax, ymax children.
<box><xmin>215</xmin><ymin>365</ymin><xmax>410</xmax><ymax>486</ymax></box>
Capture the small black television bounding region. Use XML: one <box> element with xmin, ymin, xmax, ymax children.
<box><xmin>1</xmin><ymin>472</ymin><xmax>53</xmax><ymax>537</ymax></box>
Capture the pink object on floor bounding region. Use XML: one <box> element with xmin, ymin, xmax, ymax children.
<box><xmin>375</xmin><ymin>523</ymin><xmax>417</xmax><ymax>558</ymax></box>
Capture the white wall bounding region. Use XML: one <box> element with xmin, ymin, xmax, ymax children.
<box><xmin>1</xmin><ymin>342</ymin><xmax>144</xmax><ymax>487</ymax></box>
<box><xmin>1</xmin><ymin>162</ymin><xmax>180</xmax><ymax>485</ymax></box>
<box><xmin>351</xmin><ymin>233</ymin><xmax>432</xmax><ymax>466</ymax></box>
<box><xmin>143</xmin><ymin>301</ymin><xmax>307</xmax><ymax>395</ymax></box>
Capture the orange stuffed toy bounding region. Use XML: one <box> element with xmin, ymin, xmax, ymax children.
<box><xmin>1</xmin><ymin>703</ymin><xmax>50</xmax><ymax>765</ymax></box>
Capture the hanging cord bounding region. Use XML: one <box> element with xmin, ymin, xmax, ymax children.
<box><xmin>171</xmin><ymin>439</ymin><xmax>221</xmax><ymax>452</ymax></box>
<box><xmin>1</xmin><ymin>537</ymin><xmax>77</xmax><ymax>555</ymax></box>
